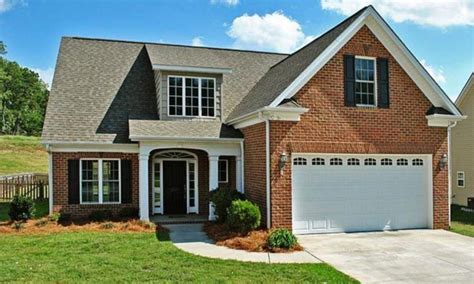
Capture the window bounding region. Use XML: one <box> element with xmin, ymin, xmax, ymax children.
<box><xmin>347</xmin><ymin>158</ymin><xmax>360</xmax><ymax>166</ymax></box>
<box><xmin>364</xmin><ymin>158</ymin><xmax>377</xmax><ymax>166</ymax></box>
<box><xmin>355</xmin><ymin>57</ymin><xmax>376</xmax><ymax>106</ymax></box>
<box><xmin>189</xmin><ymin>163</ymin><xmax>196</xmax><ymax>207</ymax></box>
<box><xmin>312</xmin><ymin>158</ymin><xmax>325</xmax><ymax>165</ymax></box>
<box><xmin>81</xmin><ymin>159</ymin><xmax>120</xmax><ymax>204</ymax></box>
<box><xmin>457</xmin><ymin>171</ymin><xmax>465</xmax><ymax>188</ymax></box>
<box><xmin>218</xmin><ymin>160</ymin><xmax>228</xmax><ymax>183</ymax></box>
<box><xmin>330</xmin><ymin>158</ymin><xmax>343</xmax><ymax>165</ymax></box>
<box><xmin>381</xmin><ymin>158</ymin><xmax>393</xmax><ymax>166</ymax></box>
<box><xmin>397</xmin><ymin>158</ymin><xmax>408</xmax><ymax>166</ymax></box>
<box><xmin>412</xmin><ymin>159</ymin><xmax>424</xmax><ymax>166</ymax></box>
<box><xmin>168</xmin><ymin>76</ymin><xmax>215</xmax><ymax>117</ymax></box>
<box><xmin>293</xmin><ymin>157</ymin><xmax>307</xmax><ymax>165</ymax></box>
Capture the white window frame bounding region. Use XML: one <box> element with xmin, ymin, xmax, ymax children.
<box><xmin>457</xmin><ymin>171</ymin><xmax>465</xmax><ymax>188</ymax></box>
<box><xmin>79</xmin><ymin>158</ymin><xmax>121</xmax><ymax>205</ymax></box>
<box><xmin>218</xmin><ymin>159</ymin><xmax>229</xmax><ymax>183</ymax></box>
<box><xmin>167</xmin><ymin>75</ymin><xmax>216</xmax><ymax>118</ymax></box>
<box><xmin>355</xmin><ymin>56</ymin><xmax>377</xmax><ymax>107</ymax></box>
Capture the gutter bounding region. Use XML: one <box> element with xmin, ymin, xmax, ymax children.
<box><xmin>447</xmin><ymin>121</ymin><xmax>457</xmax><ymax>227</ymax></box>
<box><xmin>45</xmin><ymin>144</ymin><xmax>54</xmax><ymax>216</ymax></box>
<box><xmin>264</xmin><ymin>116</ymin><xmax>271</xmax><ymax>228</ymax></box>
<box><xmin>240</xmin><ymin>140</ymin><xmax>245</xmax><ymax>194</ymax></box>
<box><xmin>226</xmin><ymin>106</ymin><xmax>309</xmax><ymax>125</ymax></box>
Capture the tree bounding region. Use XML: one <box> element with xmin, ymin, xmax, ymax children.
<box><xmin>0</xmin><ymin>41</ymin><xmax>6</xmax><ymax>55</ymax></box>
<box><xmin>0</xmin><ymin>41</ymin><xmax>48</xmax><ymax>136</ymax></box>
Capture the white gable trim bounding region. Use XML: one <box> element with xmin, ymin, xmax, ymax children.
<box><xmin>456</xmin><ymin>73</ymin><xmax>474</xmax><ymax>107</ymax></box>
<box><xmin>153</xmin><ymin>64</ymin><xmax>232</xmax><ymax>74</ymax></box>
<box><xmin>270</xmin><ymin>6</ymin><xmax>461</xmax><ymax>117</ymax></box>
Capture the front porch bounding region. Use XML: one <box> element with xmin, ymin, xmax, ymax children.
<box><xmin>137</xmin><ymin>140</ymin><xmax>243</xmax><ymax>221</ymax></box>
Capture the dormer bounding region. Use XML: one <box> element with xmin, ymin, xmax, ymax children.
<box><xmin>152</xmin><ymin>64</ymin><xmax>232</xmax><ymax>121</ymax></box>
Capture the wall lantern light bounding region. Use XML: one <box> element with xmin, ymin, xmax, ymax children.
<box><xmin>440</xmin><ymin>153</ymin><xmax>448</xmax><ymax>169</ymax></box>
<box><xmin>279</xmin><ymin>152</ymin><xmax>287</xmax><ymax>174</ymax></box>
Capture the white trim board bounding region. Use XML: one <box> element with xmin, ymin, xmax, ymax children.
<box><xmin>269</xmin><ymin>6</ymin><xmax>461</xmax><ymax>118</ymax></box>
<box><xmin>153</xmin><ymin>64</ymin><xmax>232</xmax><ymax>74</ymax></box>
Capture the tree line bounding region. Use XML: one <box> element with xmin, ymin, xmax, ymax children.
<box><xmin>0</xmin><ymin>41</ymin><xmax>49</xmax><ymax>136</ymax></box>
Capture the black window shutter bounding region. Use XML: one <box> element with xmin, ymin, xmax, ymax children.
<box><xmin>377</xmin><ymin>58</ymin><xmax>389</xmax><ymax>108</ymax></box>
<box><xmin>344</xmin><ymin>54</ymin><xmax>356</xmax><ymax>107</ymax></box>
<box><xmin>68</xmin><ymin>160</ymin><xmax>80</xmax><ymax>204</ymax></box>
<box><xmin>121</xmin><ymin>159</ymin><xmax>132</xmax><ymax>204</ymax></box>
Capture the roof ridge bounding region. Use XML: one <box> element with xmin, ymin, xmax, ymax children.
<box><xmin>268</xmin><ymin>5</ymin><xmax>370</xmax><ymax>70</ymax></box>
<box><xmin>64</xmin><ymin>36</ymin><xmax>289</xmax><ymax>56</ymax></box>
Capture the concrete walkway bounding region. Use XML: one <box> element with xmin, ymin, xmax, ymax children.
<box><xmin>162</xmin><ymin>223</ymin><xmax>321</xmax><ymax>264</ymax></box>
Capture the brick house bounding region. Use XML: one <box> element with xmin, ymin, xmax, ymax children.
<box><xmin>42</xmin><ymin>6</ymin><xmax>464</xmax><ymax>234</ymax></box>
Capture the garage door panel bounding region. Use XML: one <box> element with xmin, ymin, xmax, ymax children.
<box><xmin>292</xmin><ymin>155</ymin><xmax>430</xmax><ymax>234</ymax></box>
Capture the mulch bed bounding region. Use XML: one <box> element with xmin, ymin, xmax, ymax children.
<box><xmin>0</xmin><ymin>218</ymin><xmax>168</xmax><ymax>234</ymax></box>
<box><xmin>203</xmin><ymin>222</ymin><xmax>303</xmax><ymax>253</ymax></box>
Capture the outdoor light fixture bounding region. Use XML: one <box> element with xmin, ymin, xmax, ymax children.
<box><xmin>279</xmin><ymin>152</ymin><xmax>287</xmax><ymax>174</ymax></box>
<box><xmin>440</xmin><ymin>153</ymin><xmax>448</xmax><ymax>169</ymax></box>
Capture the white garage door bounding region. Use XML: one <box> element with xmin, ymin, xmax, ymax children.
<box><xmin>292</xmin><ymin>154</ymin><xmax>432</xmax><ymax>234</ymax></box>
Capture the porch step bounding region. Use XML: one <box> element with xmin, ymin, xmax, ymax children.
<box><xmin>151</xmin><ymin>215</ymin><xmax>208</xmax><ymax>225</ymax></box>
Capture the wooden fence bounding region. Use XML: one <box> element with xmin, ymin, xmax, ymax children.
<box><xmin>0</xmin><ymin>173</ymin><xmax>49</xmax><ymax>202</ymax></box>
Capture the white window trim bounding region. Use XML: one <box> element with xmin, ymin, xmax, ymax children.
<box><xmin>167</xmin><ymin>75</ymin><xmax>217</xmax><ymax>118</ymax></box>
<box><xmin>218</xmin><ymin>159</ymin><xmax>229</xmax><ymax>183</ymax></box>
<box><xmin>79</xmin><ymin>158</ymin><xmax>121</xmax><ymax>205</ymax></box>
<box><xmin>355</xmin><ymin>56</ymin><xmax>377</xmax><ymax>107</ymax></box>
<box><xmin>457</xmin><ymin>171</ymin><xmax>465</xmax><ymax>188</ymax></box>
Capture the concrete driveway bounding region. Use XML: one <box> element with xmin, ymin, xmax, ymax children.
<box><xmin>298</xmin><ymin>230</ymin><xmax>474</xmax><ymax>283</ymax></box>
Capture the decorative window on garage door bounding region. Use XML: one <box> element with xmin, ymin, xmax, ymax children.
<box><xmin>330</xmin><ymin>158</ymin><xmax>343</xmax><ymax>165</ymax></box>
<box><xmin>293</xmin><ymin>157</ymin><xmax>307</xmax><ymax>165</ymax></box>
<box><xmin>412</xmin><ymin>159</ymin><xmax>423</xmax><ymax>166</ymax></box>
<box><xmin>312</xmin><ymin>158</ymin><xmax>325</xmax><ymax>165</ymax></box>
<box><xmin>347</xmin><ymin>158</ymin><xmax>360</xmax><ymax>166</ymax></box>
<box><xmin>397</xmin><ymin>158</ymin><xmax>408</xmax><ymax>166</ymax></box>
<box><xmin>381</xmin><ymin>158</ymin><xmax>392</xmax><ymax>166</ymax></box>
<box><xmin>364</xmin><ymin>158</ymin><xmax>377</xmax><ymax>166</ymax></box>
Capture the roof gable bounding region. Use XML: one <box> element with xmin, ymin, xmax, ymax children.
<box><xmin>456</xmin><ymin>73</ymin><xmax>474</xmax><ymax>107</ymax></box>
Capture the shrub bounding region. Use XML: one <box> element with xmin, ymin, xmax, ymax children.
<box><xmin>11</xmin><ymin>221</ymin><xmax>24</xmax><ymax>231</ymax></box>
<box><xmin>35</xmin><ymin>218</ymin><xmax>48</xmax><ymax>227</ymax></box>
<box><xmin>58</xmin><ymin>213</ymin><xmax>71</xmax><ymax>223</ymax></box>
<box><xmin>48</xmin><ymin>212</ymin><xmax>61</xmax><ymax>222</ymax></box>
<box><xmin>118</xmin><ymin>207</ymin><xmax>139</xmax><ymax>219</ymax></box>
<box><xmin>226</xmin><ymin>200</ymin><xmax>261</xmax><ymax>233</ymax></box>
<box><xmin>267</xmin><ymin>229</ymin><xmax>298</xmax><ymax>249</ymax></box>
<box><xmin>89</xmin><ymin>210</ymin><xmax>114</xmax><ymax>222</ymax></box>
<box><xmin>8</xmin><ymin>195</ymin><xmax>35</xmax><ymax>221</ymax></box>
<box><xmin>209</xmin><ymin>187</ymin><xmax>245</xmax><ymax>223</ymax></box>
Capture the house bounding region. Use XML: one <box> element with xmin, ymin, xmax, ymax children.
<box><xmin>42</xmin><ymin>6</ymin><xmax>464</xmax><ymax>234</ymax></box>
<box><xmin>451</xmin><ymin>73</ymin><xmax>473</xmax><ymax>208</ymax></box>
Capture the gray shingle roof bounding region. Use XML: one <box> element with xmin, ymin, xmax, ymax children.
<box><xmin>227</xmin><ymin>7</ymin><xmax>367</xmax><ymax>121</ymax></box>
<box><xmin>129</xmin><ymin>119</ymin><xmax>243</xmax><ymax>140</ymax></box>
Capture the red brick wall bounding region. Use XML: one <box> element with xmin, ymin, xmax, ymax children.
<box><xmin>243</xmin><ymin>25</ymin><xmax>449</xmax><ymax>230</ymax></box>
<box><xmin>241</xmin><ymin>123</ymin><xmax>268</xmax><ymax>226</ymax></box>
<box><xmin>52</xmin><ymin>152</ymin><xmax>139</xmax><ymax>218</ymax></box>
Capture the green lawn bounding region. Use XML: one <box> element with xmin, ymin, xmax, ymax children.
<box><xmin>0</xmin><ymin>135</ymin><xmax>47</xmax><ymax>176</ymax></box>
<box><xmin>450</xmin><ymin>205</ymin><xmax>474</xmax><ymax>237</ymax></box>
<box><xmin>0</xmin><ymin>231</ymin><xmax>357</xmax><ymax>283</ymax></box>
<box><xmin>0</xmin><ymin>199</ymin><xmax>49</xmax><ymax>222</ymax></box>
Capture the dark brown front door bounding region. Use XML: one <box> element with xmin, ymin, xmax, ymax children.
<box><xmin>163</xmin><ymin>161</ymin><xmax>187</xmax><ymax>214</ymax></box>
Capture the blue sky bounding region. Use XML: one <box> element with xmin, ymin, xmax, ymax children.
<box><xmin>0</xmin><ymin>0</ymin><xmax>472</xmax><ymax>100</ymax></box>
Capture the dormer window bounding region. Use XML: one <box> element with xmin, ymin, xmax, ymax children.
<box><xmin>355</xmin><ymin>57</ymin><xmax>376</xmax><ymax>107</ymax></box>
<box><xmin>168</xmin><ymin>76</ymin><xmax>215</xmax><ymax>117</ymax></box>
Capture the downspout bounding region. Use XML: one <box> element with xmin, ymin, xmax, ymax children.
<box><xmin>265</xmin><ymin>117</ymin><xmax>271</xmax><ymax>228</ymax></box>
<box><xmin>46</xmin><ymin>144</ymin><xmax>54</xmax><ymax>215</ymax></box>
<box><xmin>240</xmin><ymin>140</ymin><xmax>245</xmax><ymax>193</ymax></box>
<box><xmin>447</xmin><ymin>121</ymin><xmax>457</xmax><ymax>227</ymax></box>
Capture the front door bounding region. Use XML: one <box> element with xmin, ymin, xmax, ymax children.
<box><xmin>163</xmin><ymin>161</ymin><xmax>187</xmax><ymax>214</ymax></box>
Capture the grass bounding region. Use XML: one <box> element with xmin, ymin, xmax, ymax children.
<box><xmin>450</xmin><ymin>204</ymin><xmax>474</xmax><ymax>237</ymax></box>
<box><xmin>0</xmin><ymin>231</ymin><xmax>357</xmax><ymax>283</ymax></box>
<box><xmin>0</xmin><ymin>135</ymin><xmax>47</xmax><ymax>176</ymax></box>
<box><xmin>0</xmin><ymin>199</ymin><xmax>49</xmax><ymax>222</ymax></box>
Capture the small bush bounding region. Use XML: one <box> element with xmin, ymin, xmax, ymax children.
<box><xmin>89</xmin><ymin>210</ymin><xmax>113</xmax><ymax>222</ymax></box>
<box><xmin>58</xmin><ymin>213</ymin><xmax>71</xmax><ymax>223</ymax></box>
<box><xmin>8</xmin><ymin>195</ymin><xmax>35</xmax><ymax>221</ymax></box>
<box><xmin>118</xmin><ymin>207</ymin><xmax>139</xmax><ymax>219</ymax></box>
<box><xmin>226</xmin><ymin>200</ymin><xmax>261</xmax><ymax>233</ymax></box>
<box><xmin>267</xmin><ymin>229</ymin><xmax>298</xmax><ymax>249</ymax></box>
<box><xmin>35</xmin><ymin>218</ymin><xmax>48</xmax><ymax>227</ymax></box>
<box><xmin>11</xmin><ymin>221</ymin><xmax>24</xmax><ymax>231</ymax></box>
<box><xmin>48</xmin><ymin>212</ymin><xmax>61</xmax><ymax>222</ymax></box>
<box><xmin>101</xmin><ymin>222</ymin><xmax>115</xmax><ymax>229</ymax></box>
<box><xmin>209</xmin><ymin>187</ymin><xmax>245</xmax><ymax>223</ymax></box>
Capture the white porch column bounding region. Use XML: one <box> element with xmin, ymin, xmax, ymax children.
<box><xmin>209</xmin><ymin>155</ymin><xmax>219</xmax><ymax>220</ymax></box>
<box><xmin>139</xmin><ymin>154</ymin><xmax>149</xmax><ymax>221</ymax></box>
<box><xmin>236</xmin><ymin>157</ymin><xmax>243</xmax><ymax>193</ymax></box>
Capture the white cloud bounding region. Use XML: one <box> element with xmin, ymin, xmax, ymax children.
<box><xmin>31</xmin><ymin>67</ymin><xmax>54</xmax><ymax>89</ymax></box>
<box><xmin>191</xmin><ymin>36</ymin><xmax>204</xmax><ymax>47</ymax></box>
<box><xmin>420</xmin><ymin>59</ymin><xmax>446</xmax><ymax>85</ymax></box>
<box><xmin>321</xmin><ymin>0</ymin><xmax>474</xmax><ymax>28</ymax></box>
<box><xmin>0</xmin><ymin>0</ymin><xmax>24</xmax><ymax>13</ymax></box>
<box><xmin>227</xmin><ymin>11</ymin><xmax>316</xmax><ymax>53</ymax></box>
<box><xmin>210</xmin><ymin>0</ymin><xmax>239</xmax><ymax>6</ymax></box>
